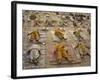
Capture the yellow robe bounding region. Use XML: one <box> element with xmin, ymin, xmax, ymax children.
<box><xmin>54</xmin><ymin>29</ymin><xmax>64</xmax><ymax>40</ymax></box>
<box><xmin>28</xmin><ymin>31</ymin><xmax>40</xmax><ymax>41</ymax></box>
<box><xmin>54</xmin><ymin>43</ymin><xmax>69</xmax><ymax>63</ymax></box>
